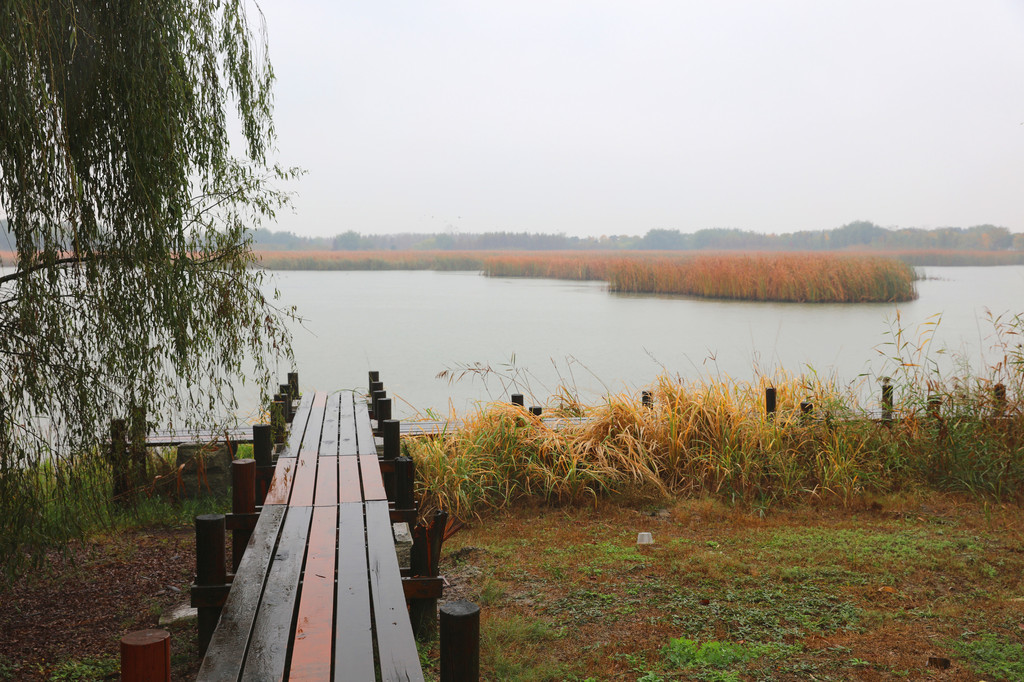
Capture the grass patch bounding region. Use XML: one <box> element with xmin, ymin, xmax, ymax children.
<box><xmin>949</xmin><ymin>633</ymin><xmax>1024</xmax><ymax>680</ymax></box>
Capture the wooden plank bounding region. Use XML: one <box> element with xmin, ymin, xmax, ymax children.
<box><xmin>359</xmin><ymin>454</ymin><xmax>387</xmax><ymax>502</ymax></box>
<box><xmin>195</xmin><ymin>505</ymin><xmax>287</xmax><ymax>681</ymax></box>
<box><xmin>290</xmin><ymin>393</ymin><xmax>327</xmax><ymax>507</ymax></box>
<box><xmin>320</xmin><ymin>391</ymin><xmax>341</xmax><ymax>455</ymax></box>
<box><xmin>354</xmin><ymin>400</ymin><xmax>376</xmax><ymax>456</ymax></box>
<box><xmin>335</xmin><ymin>502</ymin><xmax>375</xmax><ymax>681</ymax></box>
<box><xmin>365</xmin><ymin>500</ymin><xmax>424</xmax><ymax>682</ymax></box>
<box><xmin>289</xmin><ymin>506</ymin><xmax>338</xmax><ymax>681</ymax></box>
<box><xmin>338</xmin><ymin>456</ymin><xmax>362</xmax><ymax>504</ymax></box>
<box><xmin>338</xmin><ymin>391</ymin><xmax>357</xmax><ymax>456</ymax></box>
<box><xmin>242</xmin><ymin>506</ymin><xmax>313</xmax><ymax>682</ymax></box>
<box><xmin>263</xmin><ymin>457</ymin><xmax>296</xmax><ymax>506</ymax></box>
<box><xmin>280</xmin><ymin>391</ymin><xmax>316</xmax><ymax>458</ymax></box>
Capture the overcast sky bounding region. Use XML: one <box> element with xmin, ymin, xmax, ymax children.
<box><xmin>253</xmin><ymin>0</ymin><xmax>1024</xmax><ymax>239</ymax></box>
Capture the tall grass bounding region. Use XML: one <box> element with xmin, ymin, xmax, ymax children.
<box><xmin>410</xmin><ymin>353</ymin><xmax>1024</xmax><ymax>517</ymax></box>
<box><xmin>258</xmin><ymin>249</ymin><xmax>917</xmax><ymax>303</ymax></box>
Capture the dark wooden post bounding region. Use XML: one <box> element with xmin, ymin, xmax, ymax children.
<box><xmin>800</xmin><ymin>401</ymin><xmax>813</xmax><ymax>424</ymax></box>
<box><xmin>231</xmin><ymin>459</ymin><xmax>256</xmax><ymax>571</ymax></box>
<box><xmin>110</xmin><ymin>418</ymin><xmax>130</xmax><ymax>505</ymax></box>
<box><xmin>510</xmin><ymin>393</ymin><xmax>524</xmax><ymax>407</ymax></box>
<box><xmin>252</xmin><ymin>423</ymin><xmax>273</xmax><ymax>504</ymax></box>
<box><xmin>279</xmin><ymin>384</ymin><xmax>294</xmax><ymax>423</ymax></box>
<box><xmin>372</xmin><ymin>390</ymin><xmax>387</xmax><ymax>421</ymax></box>
<box><xmin>288</xmin><ymin>371</ymin><xmax>300</xmax><ymax>398</ymax></box>
<box><xmin>411</xmin><ymin>510</ymin><xmax>448</xmax><ymax>639</ymax></box>
<box><xmin>994</xmin><ymin>383</ymin><xmax>1006</xmax><ymax>417</ymax></box>
<box><xmin>194</xmin><ymin>514</ymin><xmax>227</xmax><ymax>656</ymax></box>
<box><xmin>120</xmin><ymin>629</ymin><xmax>171</xmax><ymax>682</ymax></box>
<box><xmin>369</xmin><ymin>381</ymin><xmax>384</xmax><ymax>416</ymax></box>
<box><xmin>881</xmin><ymin>378</ymin><xmax>893</xmax><ymax>422</ymax></box>
<box><xmin>270</xmin><ymin>399</ymin><xmax>286</xmax><ymax>444</ymax></box>
<box><xmin>642</xmin><ymin>390</ymin><xmax>653</xmax><ymax>408</ymax></box>
<box><xmin>376</xmin><ymin>397</ymin><xmax>392</xmax><ymax>425</ymax></box>
<box><xmin>440</xmin><ymin>600</ymin><xmax>480</xmax><ymax>682</ymax></box>
<box><xmin>927</xmin><ymin>394</ymin><xmax>941</xmax><ymax>419</ymax></box>
<box><xmin>395</xmin><ymin>456</ymin><xmax>415</xmax><ymax>511</ymax></box>
<box><xmin>765</xmin><ymin>387</ymin><xmax>776</xmax><ymax>420</ymax></box>
<box><xmin>368</xmin><ymin>370</ymin><xmax>380</xmax><ymax>392</ymax></box>
<box><xmin>529</xmin><ymin>406</ymin><xmax>542</xmax><ymax>416</ymax></box>
<box><xmin>128</xmin><ymin>404</ymin><xmax>147</xmax><ymax>491</ymax></box>
<box><xmin>382</xmin><ymin>419</ymin><xmax>401</xmax><ymax>461</ymax></box>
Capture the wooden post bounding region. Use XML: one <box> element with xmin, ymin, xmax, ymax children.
<box><xmin>642</xmin><ymin>390</ymin><xmax>653</xmax><ymax>408</ymax></box>
<box><xmin>128</xmin><ymin>404</ymin><xmax>147</xmax><ymax>491</ymax></box>
<box><xmin>372</xmin><ymin>390</ymin><xmax>387</xmax><ymax>421</ymax></box>
<box><xmin>765</xmin><ymin>387</ymin><xmax>776</xmax><ymax>420</ymax></box>
<box><xmin>120</xmin><ymin>629</ymin><xmax>171</xmax><ymax>682</ymax></box>
<box><xmin>382</xmin><ymin>419</ymin><xmax>401</xmax><ymax>461</ymax></box>
<box><xmin>369</xmin><ymin>381</ymin><xmax>384</xmax><ymax>416</ymax></box>
<box><xmin>510</xmin><ymin>393</ymin><xmax>524</xmax><ymax>407</ymax></box>
<box><xmin>194</xmin><ymin>514</ymin><xmax>227</xmax><ymax>656</ymax></box>
<box><xmin>881</xmin><ymin>378</ymin><xmax>893</xmax><ymax>422</ymax></box>
<box><xmin>376</xmin><ymin>397</ymin><xmax>392</xmax><ymax>425</ymax></box>
<box><xmin>440</xmin><ymin>600</ymin><xmax>480</xmax><ymax>682</ymax></box>
<box><xmin>529</xmin><ymin>406</ymin><xmax>542</xmax><ymax>416</ymax></box>
<box><xmin>927</xmin><ymin>394</ymin><xmax>941</xmax><ymax>418</ymax></box>
<box><xmin>395</xmin><ymin>456</ymin><xmax>415</xmax><ymax>511</ymax></box>
<box><xmin>279</xmin><ymin>384</ymin><xmax>294</xmax><ymax>423</ymax></box>
<box><xmin>110</xmin><ymin>418</ymin><xmax>130</xmax><ymax>505</ymax></box>
<box><xmin>288</xmin><ymin>371</ymin><xmax>300</xmax><ymax>398</ymax></box>
<box><xmin>231</xmin><ymin>459</ymin><xmax>256</xmax><ymax>571</ymax></box>
<box><xmin>994</xmin><ymin>383</ymin><xmax>1006</xmax><ymax>417</ymax></box>
<box><xmin>270</xmin><ymin>399</ymin><xmax>286</xmax><ymax>444</ymax></box>
<box><xmin>252</xmin><ymin>423</ymin><xmax>273</xmax><ymax>504</ymax></box>
<box><xmin>411</xmin><ymin>510</ymin><xmax>448</xmax><ymax>639</ymax></box>
<box><xmin>800</xmin><ymin>401</ymin><xmax>813</xmax><ymax>424</ymax></box>
<box><xmin>368</xmin><ymin>370</ymin><xmax>380</xmax><ymax>392</ymax></box>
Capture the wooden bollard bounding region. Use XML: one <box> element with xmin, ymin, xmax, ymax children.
<box><xmin>369</xmin><ymin>381</ymin><xmax>384</xmax><ymax>416</ymax></box>
<box><xmin>288</xmin><ymin>371</ymin><xmax>300</xmax><ymax>398</ymax></box>
<box><xmin>270</xmin><ymin>399</ymin><xmax>286</xmax><ymax>444</ymax></box>
<box><xmin>368</xmin><ymin>370</ymin><xmax>380</xmax><ymax>391</ymax></box>
<box><xmin>440</xmin><ymin>600</ymin><xmax>480</xmax><ymax>682</ymax></box>
<box><xmin>765</xmin><ymin>387</ymin><xmax>777</xmax><ymax>420</ymax></box>
<box><xmin>231</xmin><ymin>459</ymin><xmax>256</xmax><ymax>571</ymax></box>
<box><xmin>110</xmin><ymin>418</ymin><xmax>131</xmax><ymax>505</ymax></box>
<box><xmin>372</xmin><ymin>390</ymin><xmax>387</xmax><ymax>421</ymax></box>
<box><xmin>642</xmin><ymin>390</ymin><xmax>653</xmax><ymax>408</ymax></box>
<box><xmin>383</xmin><ymin>419</ymin><xmax>401</xmax><ymax>460</ymax></box>
<box><xmin>510</xmin><ymin>393</ymin><xmax>524</xmax><ymax>407</ymax></box>
<box><xmin>994</xmin><ymin>382</ymin><xmax>1006</xmax><ymax>417</ymax></box>
<box><xmin>120</xmin><ymin>629</ymin><xmax>171</xmax><ymax>682</ymax></box>
<box><xmin>252</xmin><ymin>423</ymin><xmax>273</xmax><ymax>504</ymax></box>
<box><xmin>927</xmin><ymin>394</ymin><xmax>941</xmax><ymax>418</ymax></box>
<box><xmin>800</xmin><ymin>401</ymin><xmax>813</xmax><ymax>423</ymax></box>
<box><xmin>395</xmin><ymin>456</ymin><xmax>415</xmax><ymax>511</ymax></box>
<box><xmin>529</xmin><ymin>406</ymin><xmax>542</xmax><ymax>416</ymax></box>
<box><xmin>279</xmin><ymin>384</ymin><xmax>294</xmax><ymax>423</ymax></box>
<box><xmin>881</xmin><ymin>378</ymin><xmax>893</xmax><ymax>422</ymax></box>
<box><xmin>194</xmin><ymin>514</ymin><xmax>227</xmax><ymax>656</ymax></box>
<box><xmin>376</xmin><ymin>397</ymin><xmax>392</xmax><ymax>425</ymax></box>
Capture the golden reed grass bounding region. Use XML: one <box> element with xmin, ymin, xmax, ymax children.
<box><xmin>255</xmin><ymin>249</ymin><xmax>917</xmax><ymax>303</ymax></box>
<box><xmin>409</xmin><ymin>372</ymin><xmax>1024</xmax><ymax>519</ymax></box>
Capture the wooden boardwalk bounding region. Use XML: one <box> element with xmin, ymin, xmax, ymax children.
<box><xmin>194</xmin><ymin>390</ymin><xmax>424</xmax><ymax>681</ymax></box>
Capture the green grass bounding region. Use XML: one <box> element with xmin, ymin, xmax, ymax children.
<box><xmin>950</xmin><ymin>633</ymin><xmax>1024</xmax><ymax>680</ymax></box>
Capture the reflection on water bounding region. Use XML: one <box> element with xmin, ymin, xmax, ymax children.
<box><xmin>232</xmin><ymin>266</ymin><xmax>1024</xmax><ymax>419</ymax></box>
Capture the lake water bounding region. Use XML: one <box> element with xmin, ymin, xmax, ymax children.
<box><xmin>240</xmin><ymin>266</ymin><xmax>1024</xmax><ymax>419</ymax></box>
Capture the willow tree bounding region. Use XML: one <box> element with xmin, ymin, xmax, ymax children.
<box><xmin>0</xmin><ymin>0</ymin><xmax>296</xmax><ymax>567</ymax></box>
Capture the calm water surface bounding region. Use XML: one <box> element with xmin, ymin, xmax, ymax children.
<box><xmin>243</xmin><ymin>266</ymin><xmax>1024</xmax><ymax>418</ymax></box>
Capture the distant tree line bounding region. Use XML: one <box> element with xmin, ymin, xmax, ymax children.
<box><xmin>239</xmin><ymin>221</ymin><xmax>1024</xmax><ymax>253</ymax></box>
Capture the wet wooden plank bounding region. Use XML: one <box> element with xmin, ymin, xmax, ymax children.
<box><xmin>338</xmin><ymin>392</ymin><xmax>357</xmax><ymax>456</ymax></box>
<box><xmin>263</xmin><ymin>457</ymin><xmax>296</xmax><ymax>505</ymax></box>
<box><xmin>359</xmin><ymin>454</ymin><xmax>387</xmax><ymax>502</ymax></box>
<box><xmin>242</xmin><ymin>505</ymin><xmax>313</xmax><ymax>681</ymax></box>
<box><xmin>319</xmin><ymin>392</ymin><xmax>341</xmax><ymax>456</ymax></box>
<box><xmin>290</xmin><ymin>393</ymin><xmax>327</xmax><ymax>507</ymax></box>
<box><xmin>354</xmin><ymin>400</ymin><xmax>376</xmax><ymax>456</ymax></box>
<box><xmin>365</xmin><ymin>500</ymin><xmax>424</xmax><ymax>682</ymax></box>
<box><xmin>335</xmin><ymin>502</ymin><xmax>375</xmax><ymax>681</ymax></box>
<box><xmin>289</xmin><ymin>506</ymin><xmax>338</xmax><ymax>680</ymax></box>
<box><xmin>338</xmin><ymin>456</ymin><xmax>362</xmax><ymax>503</ymax></box>
<box><xmin>280</xmin><ymin>391</ymin><xmax>316</xmax><ymax>458</ymax></box>
<box><xmin>195</xmin><ymin>504</ymin><xmax>286</xmax><ymax>681</ymax></box>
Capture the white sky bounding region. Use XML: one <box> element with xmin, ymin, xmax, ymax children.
<box><xmin>253</xmin><ymin>0</ymin><xmax>1024</xmax><ymax>239</ymax></box>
